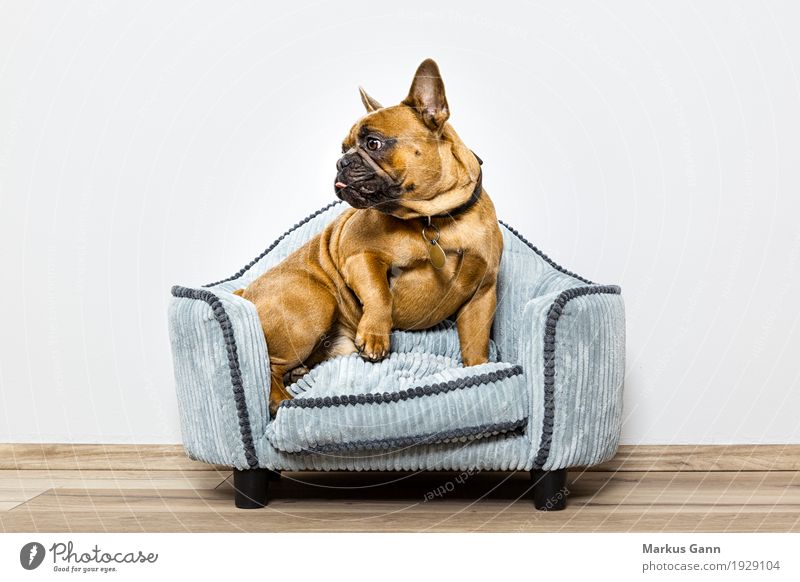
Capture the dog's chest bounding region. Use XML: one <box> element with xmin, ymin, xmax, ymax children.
<box><xmin>388</xmin><ymin>234</ymin><xmax>480</xmax><ymax>293</ymax></box>
<box><xmin>389</xmin><ymin>248</ymin><xmax>462</xmax><ymax>284</ymax></box>
<box><xmin>386</xmin><ymin>237</ymin><xmax>485</xmax><ymax>329</ymax></box>
<box><xmin>337</xmin><ymin>210</ymin><xmax>491</xmax><ymax>310</ymax></box>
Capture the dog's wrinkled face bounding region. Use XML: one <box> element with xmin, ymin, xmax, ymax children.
<box><xmin>335</xmin><ymin>59</ymin><xmax>475</xmax><ymax>218</ymax></box>
<box><xmin>335</xmin><ymin>106</ymin><xmax>429</xmax><ymax>212</ymax></box>
<box><xmin>334</xmin><ymin>117</ymin><xmax>407</xmax><ymax>212</ymax></box>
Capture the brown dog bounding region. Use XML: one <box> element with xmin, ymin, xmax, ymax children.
<box><xmin>235</xmin><ymin>59</ymin><xmax>503</xmax><ymax>416</ymax></box>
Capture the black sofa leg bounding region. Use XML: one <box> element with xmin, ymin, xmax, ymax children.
<box><xmin>531</xmin><ymin>468</ymin><xmax>568</xmax><ymax>511</ymax></box>
<box><xmin>233</xmin><ymin>468</ymin><xmax>269</xmax><ymax>509</ymax></box>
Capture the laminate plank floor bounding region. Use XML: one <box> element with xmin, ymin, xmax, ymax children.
<box><xmin>2</xmin><ymin>469</ymin><xmax>798</xmax><ymax>532</ymax></box>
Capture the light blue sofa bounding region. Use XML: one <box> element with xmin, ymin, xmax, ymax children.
<box><xmin>168</xmin><ymin>201</ymin><xmax>625</xmax><ymax>510</ymax></box>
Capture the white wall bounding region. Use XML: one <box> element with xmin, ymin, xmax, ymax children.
<box><xmin>1</xmin><ymin>0</ymin><xmax>799</xmax><ymax>445</ymax></box>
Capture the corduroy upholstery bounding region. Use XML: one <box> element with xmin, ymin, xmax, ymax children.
<box><xmin>168</xmin><ymin>201</ymin><xmax>625</xmax><ymax>472</ymax></box>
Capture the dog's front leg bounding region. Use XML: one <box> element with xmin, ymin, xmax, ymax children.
<box><xmin>342</xmin><ymin>253</ymin><xmax>393</xmax><ymax>361</ymax></box>
<box><xmin>456</xmin><ymin>280</ymin><xmax>498</xmax><ymax>366</ymax></box>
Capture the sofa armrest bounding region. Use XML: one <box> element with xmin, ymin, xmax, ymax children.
<box><xmin>168</xmin><ymin>286</ymin><xmax>271</xmax><ymax>469</ymax></box>
<box><xmin>519</xmin><ymin>285</ymin><xmax>625</xmax><ymax>470</ymax></box>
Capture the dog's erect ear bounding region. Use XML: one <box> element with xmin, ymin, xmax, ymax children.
<box><xmin>359</xmin><ymin>86</ymin><xmax>383</xmax><ymax>112</ymax></box>
<box><xmin>402</xmin><ymin>58</ymin><xmax>449</xmax><ymax>132</ymax></box>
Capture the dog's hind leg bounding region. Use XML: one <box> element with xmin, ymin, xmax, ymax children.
<box><xmin>284</xmin><ymin>365</ymin><xmax>311</xmax><ymax>386</ymax></box>
<box><xmin>268</xmin><ymin>370</ymin><xmax>294</xmax><ymax>418</ymax></box>
<box><xmin>258</xmin><ymin>287</ymin><xmax>339</xmax><ymax>417</ymax></box>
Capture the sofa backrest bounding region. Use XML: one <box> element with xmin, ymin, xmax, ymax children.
<box><xmin>493</xmin><ymin>227</ymin><xmax>590</xmax><ymax>361</ymax></box>
<box><xmin>206</xmin><ymin>201</ymin><xmax>349</xmax><ymax>293</ymax></box>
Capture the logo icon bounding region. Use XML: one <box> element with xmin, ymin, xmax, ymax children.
<box><xmin>20</xmin><ymin>542</ymin><xmax>46</xmax><ymax>570</ymax></box>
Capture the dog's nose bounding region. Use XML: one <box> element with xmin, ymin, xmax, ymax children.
<box><xmin>336</xmin><ymin>156</ymin><xmax>350</xmax><ymax>171</ymax></box>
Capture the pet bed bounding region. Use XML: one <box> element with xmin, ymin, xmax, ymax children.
<box><xmin>168</xmin><ymin>201</ymin><xmax>625</xmax><ymax>510</ymax></box>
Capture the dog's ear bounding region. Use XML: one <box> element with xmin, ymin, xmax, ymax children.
<box><xmin>359</xmin><ymin>86</ymin><xmax>383</xmax><ymax>112</ymax></box>
<box><xmin>403</xmin><ymin>58</ymin><xmax>449</xmax><ymax>132</ymax></box>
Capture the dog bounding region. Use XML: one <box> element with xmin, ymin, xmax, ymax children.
<box><xmin>235</xmin><ymin>59</ymin><xmax>504</xmax><ymax>416</ymax></box>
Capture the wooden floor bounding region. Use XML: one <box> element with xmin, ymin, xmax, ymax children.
<box><xmin>2</xmin><ymin>467</ymin><xmax>799</xmax><ymax>532</ymax></box>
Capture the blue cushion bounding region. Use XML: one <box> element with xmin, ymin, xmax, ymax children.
<box><xmin>266</xmin><ymin>326</ymin><xmax>526</xmax><ymax>454</ymax></box>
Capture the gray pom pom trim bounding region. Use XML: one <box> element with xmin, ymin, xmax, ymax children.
<box><xmin>279</xmin><ymin>364</ymin><xmax>524</xmax><ymax>410</ymax></box>
<box><xmin>532</xmin><ymin>285</ymin><xmax>621</xmax><ymax>469</ymax></box>
<box><xmin>171</xmin><ymin>285</ymin><xmax>259</xmax><ymax>468</ymax></box>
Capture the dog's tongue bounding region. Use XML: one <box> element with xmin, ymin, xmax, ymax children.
<box><xmin>335</xmin><ymin>181</ymin><xmax>347</xmax><ymax>189</ymax></box>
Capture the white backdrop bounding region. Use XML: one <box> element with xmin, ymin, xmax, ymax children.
<box><xmin>1</xmin><ymin>0</ymin><xmax>798</xmax><ymax>444</ymax></box>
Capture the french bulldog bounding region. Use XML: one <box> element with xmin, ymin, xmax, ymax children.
<box><xmin>235</xmin><ymin>59</ymin><xmax>503</xmax><ymax>416</ymax></box>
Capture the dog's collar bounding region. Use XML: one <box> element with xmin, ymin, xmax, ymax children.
<box><xmin>429</xmin><ymin>151</ymin><xmax>483</xmax><ymax>219</ymax></box>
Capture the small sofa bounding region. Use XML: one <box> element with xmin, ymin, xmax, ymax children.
<box><xmin>168</xmin><ymin>201</ymin><xmax>625</xmax><ymax>511</ymax></box>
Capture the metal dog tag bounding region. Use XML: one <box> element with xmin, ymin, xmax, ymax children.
<box><xmin>428</xmin><ymin>240</ymin><xmax>447</xmax><ymax>269</ymax></box>
<box><xmin>422</xmin><ymin>219</ymin><xmax>447</xmax><ymax>269</ymax></box>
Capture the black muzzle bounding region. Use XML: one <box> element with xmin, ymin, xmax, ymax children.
<box><xmin>334</xmin><ymin>147</ymin><xmax>403</xmax><ymax>211</ymax></box>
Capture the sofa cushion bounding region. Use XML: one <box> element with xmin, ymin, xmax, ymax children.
<box><xmin>266</xmin><ymin>345</ymin><xmax>526</xmax><ymax>454</ymax></box>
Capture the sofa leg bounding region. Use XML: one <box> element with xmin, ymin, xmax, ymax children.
<box><xmin>530</xmin><ymin>468</ymin><xmax>568</xmax><ymax>511</ymax></box>
<box><xmin>233</xmin><ymin>468</ymin><xmax>269</xmax><ymax>509</ymax></box>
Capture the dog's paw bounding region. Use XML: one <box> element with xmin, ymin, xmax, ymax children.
<box><xmin>355</xmin><ymin>328</ymin><xmax>391</xmax><ymax>362</ymax></box>
<box><xmin>283</xmin><ymin>365</ymin><xmax>310</xmax><ymax>385</ymax></box>
<box><xmin>269</xmin><ymin>377</ymin><xmax>294</xmax><ymax>418</ymax></box>
<box><xmin>269</xmin><ymin>398</ymin><xmax>283</xmax><ymax>418</ymax></box>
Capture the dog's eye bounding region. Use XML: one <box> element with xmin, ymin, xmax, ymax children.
<box><xmin>365</xmin><ymin>137</ymin><xmax>383</xmax><ymax>151</ymax></box>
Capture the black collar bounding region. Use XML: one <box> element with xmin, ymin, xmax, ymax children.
<box><xmin>431</xmin><ymin>151</ymin><xmax>483</xmax><ymax>219</ymax></box>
